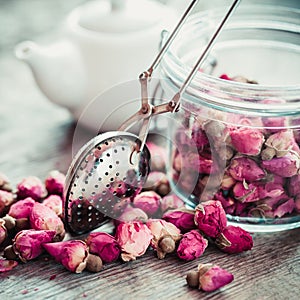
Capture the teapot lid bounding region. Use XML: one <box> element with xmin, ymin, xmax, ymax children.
<box><xmin>76</xmin><ymin>0</ymin><xmax>174</xmax><ymax>34</ymax></box>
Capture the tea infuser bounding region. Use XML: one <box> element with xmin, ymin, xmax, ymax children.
<box><xmin>64</xmin><ymin>0</ymin><xmax>241</xmax><ymax>234</ymax></box>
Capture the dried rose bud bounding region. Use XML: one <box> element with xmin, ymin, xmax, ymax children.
<box><xmin>160</xmin><ymin>194</ymin><xmax>185</xmax><ymax>213</ymax></box>
<box><xmin>194</xmin><ymin>200</ymin><xmax>227</xmax><ymax>238</ymax></box>
<box><xmin>0</xmin><ymin>219</ymin><xmax>8</xmax><ymax>245</ymax></box>
<box><xmin>228</xmin><ymin>156</ymin><xmax>265</xmax><ymax>182</ymax></box>
<box><xmin>261</xmin><ymin>130</ymin><xmax>295</xmax><ymax>160</ymax></box>
<box><xmin>191</xmin><ymin>124</ymin><xmax>209</xmax><ymax>149</ymax></box>
<box><xmin>42</xmin><ymin>195</ymin><xmax>63</xmax><ymax>216</ymax></box>
<box><xmin>215</xmin><ymin>225</ymin><xmax>253</xmax><ymax>254</ymax></box>
<box><xmin>184</xmin><ymin>152</ymin><xmax>215</xmax><ymax>174</ymax></box>
<box><xmin>258</xmin><ymin>181</ymin><xmax>285</xmax><ymax>199</ymax></box>
<box><xmin>198</xmin><ymin>263</ymin><xmax>234</xmax><ymax>292</ymax></box>
<box><xmin>162</xmin><ymin>208</ymin><xmax>196</xmax><ymax>233</ymax></box>
<box><xmin>0</xmin><ymin>258</ymin><xmax>18</xmax><ymax>272</ymax></box>
<box><xmin>10</xmin><ymin>229</ymin><xmax>56</xmax><ymax>262</ymax></box>
<box><xmin>115</xmin><ymin>205</ymin><xmax>148</xmax><ymax>226</ymax></box>
<box><xmin>86</xmin><ymin>232</ymin><xmax>121</xmax><ymax>263</ymax></box>
<box><xmin>221</xmin><ymin>174</ymin><xmax>236</xmax><ymax>190</ymax></box>
<box><xmin>16</xmin><ymin>176</ymin><xmax>47</xmax><ymax>200</ymax></box>
<box><xmin>146</xmin><ymin>142</ymin><xmax>167</xmax><ymax>171</ymax></box>
<box><xmin>115</xmin><ymin>221</ymin><xmax>153</xmax><ymax>261</ymax></box>
<box><xmin>45</xmin><ymin>170</ymin><xmax>65</xmax><ymax>196</ymax></box>
<box><xmin>0</xmin><ymin>190</ymin><xmax>15</xmax><ymax>216</ymax></box>
<box><xmin>273</xmin><ymin>198</ymin><xmax>295</xmax><ymax>218</ymax></box>
<box><xmin>262</xmin><ymin>152</ymin><xmax>300</xmax><ymax>178</ymax></box>
<box><xmin>143</xmin><ymin>172</ymin><xmax>170</xmax><ymax>196</ymax></box>
<box><xmin>43</xmin><ymin>240</ymin><xmax>89</xmax><ymax>273</ymax></box>
<box><xmin>146</xmin><ymin>219</ymin><xmax>181</xmax><ymax>259</ymax></box>
<box><xmin>232</xmin><ymin>182</ymin><xmax>259</xmax><ymax>203</ymax></box>
<box><xmin>0</xmin><ymin>172</ymin><xmax>12</xmax><ymax>192</ymax></box>
<box><xmin>288</xmin><ymin>174</ymin><xmax>300</xmax><ymax>196</ymax></box>
<box><xmin>214</xmin><ymin>192</ymin><xmax>235</xmax><ymax>215</ymax></box>
<box><xmin>30</xmin><ymin>202</ymin><xmax>65</xmax><ymax>241</ymax></box>
<box><xmin>8</xmin><ymin>197</ymin><xmax>35</xmax><ymax>219</ymax></box>
<box><xmin>248</xmin><ymin>203</ymin><xmax>273</xmax><ymax>218</ymax></box>
<box><xmin>86</xmin><ymin>254</ymin><xmax>103</xmax><ymax>273</ymax></box>
<box><xmin>132</xmin><ymin>191</ymin><xmax>161</xmax><ymax>216</ymax></box>
<box><xmin>177</xmin><ymin>230</ymin><xmax>208</xmax><ymax>261</ymax></box>
<box><xmin>230</xmin><ymin>127</ymin><xmax>264</xmax><ymax>156</ymax></box>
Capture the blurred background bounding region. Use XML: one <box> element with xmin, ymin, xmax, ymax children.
<box><xmin>0</xmin><ymin>0</ymin><xmax>299</xmax><ymax>182</ymax></box>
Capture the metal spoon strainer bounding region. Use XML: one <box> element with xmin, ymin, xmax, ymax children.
<box><xmin>64</xmin><ymin>0</ymin><xmax>241</xmax><ymax>234</ymax></box>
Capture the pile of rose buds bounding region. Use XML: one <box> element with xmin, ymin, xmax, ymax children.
<box><xmin>0</xmin><ymin>142</ymin><xmax>254</xmax><ymax>293</ymax></box>
<box><xmin>172</xmin><ymin>74</ymin><xmax>300</xmax><ymax>220</ymax></box>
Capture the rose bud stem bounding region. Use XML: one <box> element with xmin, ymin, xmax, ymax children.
<box><xmin>86</xmin><ymin>254</ymin><xmax>103</xmax><ymax>273</ymax></box>
<box><xmin>158</xmin><ymin>236</ymin><xmax>176</xmax><ymax>255</ymax></box>
<box><xmin>2</xmin><ymin>215</ymin><xmax>16</xmax><ymax>231</ymax></box>
<box><xmin>4</xmin><ymin>245</ymin><xmax>18</xmax><ymax>260</ymax></box>
<box><xmin>186</xmin><ymin>270</ymin><xmax>200</xmax><ymax>288</ymax></box>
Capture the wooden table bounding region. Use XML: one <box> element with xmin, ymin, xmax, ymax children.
<box><xmin>1</xmin><ymin>1</ymin><xmax>299</xmax><ymax>299</ymax></box>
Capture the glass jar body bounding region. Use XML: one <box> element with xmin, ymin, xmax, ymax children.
<box><xmin>160</xmin><ymin>5</ymin><xmax>300</xmax><ymax>232</ymax></box>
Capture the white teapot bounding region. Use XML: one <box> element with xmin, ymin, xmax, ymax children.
<box><xmin>15</xmin><ymin>0</ymin><xmax>178</xmax><ymax>131</ymax></box>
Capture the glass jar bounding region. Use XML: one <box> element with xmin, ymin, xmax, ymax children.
<box><xmin>159</xmin><ymin>5</ymin><xmax>300</xmax><ymax>232</ymax></box>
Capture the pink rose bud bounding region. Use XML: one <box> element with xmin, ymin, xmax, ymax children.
<box><xmin>115</xmin><ymin>221</ymin><xmax>153</xmax><ymax>261</ymax></box>
<box><xmin>261</xmin><ymin>130</ymin><xmax>295</xmax><ymax>160</ymax></box>
<box><xmin>45</xmin><ymin>170</ymin><xmax>65</xmax><ymax>196</ymax></box>
<box><xmin>258</xmin><ymin>182</ymin><xmax>285</xmax><ymax>199</ymax></box>
<box><xmin>146</xmin><ymin>219</ymin><xmax>181</xmax><ymax>259</ymax></box>
<box><xmin>42</xmin><ymin>195</ymin><xmax>63</xmax><ymax>216</ymax></box>
<box><xmin>8</xmin><ymin>197</ymin><xmax>35</xmax><ymax>219</ymax></box>
<box><xmin>221</xmin><ymin>174</ymin><xmax>236</xmax><ymax>190</ymax></box>
<box><xmin>215</xmin><ymin>225</ymin><xmax>253</xmax><ymax>254</ymax></box>
<box><xmin>288</xmin><ymin>174</ymin><xmax>300</xmax><ymax>196</ymax></box>
<box><xmin>12</xmin><ymin>229</ymin><xmax>56</xmax><ymax>262</ymax></box>
<box><xmin>30</xmin><ymin>202</ymin><xmax>65</xmax><ymax>240</ymax></box>
<box><xmin>177</xmin><ymin>230</ymin><xmax>208</xmax><ymax>261</ymax></box>
<box><xmin>191</xmin><ymin>124</ymin><xmax>209</xmax><ymax>148</ymax></box>
<box><xmin>160</xmin><ymin>194</ymin><xmax>185</xmax><ymax>213</ymax></box>
<box><xmin>115</xmin><ymin>206</ymin><xmax>148</xmax><ymax>226</ymax></box>
<box><xmin>43</xmin><ymin>240</ymin><xmax>89</xmax><ymax>273</ymax></box>
<box><xmin>232</xmin><ymin>182</ymin><xmax>259</xmax><ymax>203</ymax></box>
<box><xmin>143</xmin><ymin>172</ymin><xmax>170</xmax><ymax>196</ymax></box>
<box><xmin>16</xmin><ymin>176</ymin><xmax>47</xmax><ymax>201</ymax></box>
<box><xmin>262</xmin><ymin>152</ymin><xmax>300</xmax><ymax>177</ymax></box>
<box><xmin>162</xmin><ymin>208</ymin><xmax>196</xmax><ymax>233</ymax></box>
<box><xmin>0</xmin><ymin>190</ymin><xmax>15</xmax><ymax>216</ymax></box>
<box><xmin>273</xmin><ymin>198</ymin><xmax>295</xmax><ymax>218</ymax></box>
<box><xmin>146</xmin><ymin>142</ymin><xmax>167</xmax><ymax>171</ymax></box>
<box><xmin>0</xmin><ymin>172</ymin><xmax>12</xmax><ymax>191</ymax></box>
<box><xmin>0</xmin><ymin>219</ymin><xmax>8</xmax><ymax>245</ymax></box>
<box><xmin>86</xmin><ymin>232</ymin><xmax>121</xmax><ymax>263</ymax></box>
<box><xmin>228</xmin><ymin>156</ymin><xmax>265</xmax><ymax>182</ymax></box>
<box><xmin>194</xmin><ymin>200</ymin><xmax>227</xmax><ymax>238</ymax></box>
<box><xmin>230</xmin><ymin>127</ymin><xmax>264</xmax><ymax>156</ymax></box>
<box><xmin>132</xmin><ymin>191</ymin><xmax>161</xmax><ymax>216</ymax></box>
<box><xmin>0</xmin><ymin>258</ymin><xmax>18</xmax><ymax>272</ymax></box>
<box><xmin>214</xmin><ymin>192</ymin><xmax>235</xmax><ymax>215</ymax></box>
<box><xmin>198</xmin><ymin>263</ymin><xmax>234</xmax><ymax>292</ymax></box>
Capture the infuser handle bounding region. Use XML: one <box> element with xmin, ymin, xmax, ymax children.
<box><xmin>139</xmin><ymin>0</ymin><xmax>200</xmax><ymax>110</ymax></box>
<box><xmin>171</xmin><ymin>0</ymin><xmax>241</xmax><ymax>112</ymax></box>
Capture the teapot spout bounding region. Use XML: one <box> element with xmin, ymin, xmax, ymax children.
<box><xmin>15</xmin><ymin>40</ymin><xmax>86</xmax><ymax>111</ymax></box>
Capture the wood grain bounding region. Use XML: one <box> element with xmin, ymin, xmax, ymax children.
<box><xmin>0</xmin><ymin>1</ymin><xmax>300</xmax><ymax>299</ymax></box>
